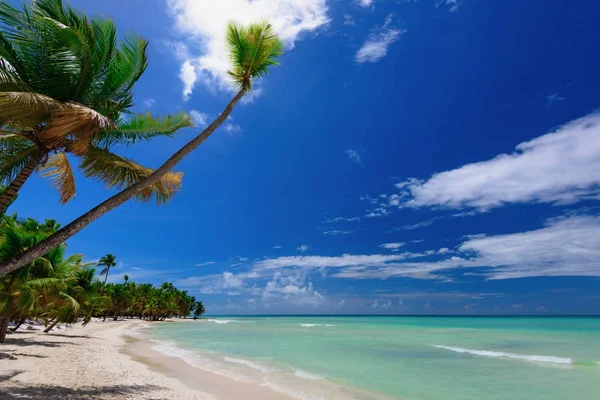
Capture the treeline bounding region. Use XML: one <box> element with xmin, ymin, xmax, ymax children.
<box><xmin>0</xmin><ymin>214</ymin><xmax>205</xmax><ymax>343</ymax></box>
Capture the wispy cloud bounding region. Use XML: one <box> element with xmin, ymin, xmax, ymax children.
<box><xmin>355</xmin><ymin>15</ymin><xmax>404</xmax><ymax>63</ymax></box>
<box><xmin>189</xmin><ymin>110</ymin><xmax>209</xmax><ymax>127</ymax></box>
<box><xmin>379</xmin><ymin>242</ymin><xmax>405</xmax><ymax>250</ymax></box>
<box><xmin>166</xmin><ymin>0</ymin><xmax>330</xmax><ymax>98</ymax></box>
<box><xmin>143</xmin><ymin>98</ymin><xmax>155</xmax><ymax>108</ymax></box>
<box><xmin>196</xmin><ymin>261</ymin><xmax>216</xmax><ymax>267</ymax></box>
<box><xmin>546</xmin><ymin>93</ymin><xmax>566</xmax><ymax>106</ymax></box>
<box><xmin>253</xmin><ymin>215</ymin><xmax>600</xmax><ymax>280</ymax></box>
<box><xmin>323</xmin><ymin>216</ymin><xmax>361</xmax><ymax>223</ymax></box>
<box><xmin>323</xmin><ymin>230</ymin><xmax>354</xmax><ymax>235</ymax></box>
<box><xmin>396</xmin><ymin>113</ymin><xmax>600</xmax><ymax>211</ymax></box>
<box><xmin>436</xmin><ymin>0</ymin><xmax>462</xmax><ymax>12</ymax></box>
<box><xmin>356</xmin><ymin>0</ymin><xmax>375</xmax><ymax>8</ymax></box>
<box><xmin>273</xmin><ymin>245</ymin><xmax>283</xmax><ymax>249</ymax></box>
<box><xmin>297</xmin><ymin>245</ymin><xmax>310</xmax><ymax>252</ymax></box>
<box><xmin>344</xmin><ymin>15</ymin><xmax>356</xmax><ymax>26</ymax></box>
<box><xmin>347</xmin><ymin>149</ymin><xmax>363</xmax><ymax>165</ymax></box>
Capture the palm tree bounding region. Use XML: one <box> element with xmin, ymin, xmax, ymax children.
<box><xmin>123</xmin><ymin>274</ymin><xmax>129</xmax><ymax>284</ymax></box>
<box><xmin>193</xmin><ymin>301</ymin><xmax>206</xmax><ymax>320</ymax></box>
<box><xmin>0</xmin><ymin>21</ymin><xmax>283</xmax><ymax>276</ymax></box>
<box><xmin>98</xmin><ymin>254</ymin><xmax>116</xmax><ymax>285</ymax></box>
<box><xmin>0</xmin><ymin>0</ymin><xmax>192</xmax><ymax>213</ymax></box>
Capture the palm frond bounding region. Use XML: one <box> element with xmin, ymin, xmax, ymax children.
<box><xmin>39</xmin><ymin>152</ymin><xmax>76</xmax><ymax>204</ymax></box>
<box><xmin>0</xmin><ymin>91</ymin><xmax>63</xmax><ymax>128</ymax></box>
<box><xmin>226</xmin><ymin>22</ymin><xmax>283</xmax><ymax>91</ymax></box>
<box><xmin>95</xmin><ymin>112</ymin><xmax>192</xmax><ymax>148</ymax></box>
<box><xmin>80</xmin><ymin>146</ymin><xmax>183</xmax><ymax>205</ymax></box>
<box><xmin>0</xmin><ymin>143</ymin><xmax>37</xmax><ymax>184</ymax></box>
<box><xmin>43</xmin><ymin>101</ymin><xmax>114</xmax><ymax>155</ymax></box>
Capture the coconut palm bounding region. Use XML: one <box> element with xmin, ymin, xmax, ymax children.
<box><xmin>0</xmin><ymin>21</ymin><xmax>283</xmax><ymax>276</ymax></box>
<box><xmin>0</xmin><ymin>0</ymin><xmax>192</xmax><ymax>213</ymax></box>
<box><xmin>98</xmin><ymin>254</ymin><xmax>116</xmax><ymax>285</ymax></box>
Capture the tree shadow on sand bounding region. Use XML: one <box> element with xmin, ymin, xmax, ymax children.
<box><xmin>45</xmin><ymin>333</ymin><xmax>102</xmax><ymax>339</ymax></box>
<box><xmin>0</xmin><ymin>383</ymin><xmax>164</xmax><ymax>400</ymax></box>
<box><xmin>2</xmin><ymin>337</ymin><xmax>77</xmax><ymax>348</ymax></box>
<box><xmin>0</xmin><ymin>350</ymin><xmax>47</xmax><ymax>360</ymax></box>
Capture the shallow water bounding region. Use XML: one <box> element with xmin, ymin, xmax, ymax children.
<box><xmin>148</xmin><ymin>316</ymin><xmax>600</xmax><ymax>399</ymax></box>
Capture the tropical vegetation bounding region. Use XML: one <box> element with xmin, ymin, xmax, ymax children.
<box><xmin>0</xmin><ymin>0</ymin><xmax>192</xmax><ymax>214</ymax></box>
<box><xmin>0</xmin><ymin>213</ymin><xmax>205</xmax><ymax>343</ymax></box>
<box><xmin>0</xmin><ymin>13</ymin><xmax>284</xmax><ymax>276</ymax></box>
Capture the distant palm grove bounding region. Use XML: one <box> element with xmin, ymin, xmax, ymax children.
<box><xmin>0</xmin><ymin>212</ymin><xmax>205</xmax><ymax>343</ymax></box>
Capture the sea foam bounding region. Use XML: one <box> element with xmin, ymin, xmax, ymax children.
<box><xmin>299</xmin><ymin>323</ymin><xmax>336</xmax><ymax>327</ymax></box>
<box><xmin>224</xmin><ymin>357</ymin><xmax>278</xmax><ymax>373</ymax></box>
<box><xmin>433</xmin><ymin>345</ymin><xmax>573</xmax><ymax>365</ymax></box>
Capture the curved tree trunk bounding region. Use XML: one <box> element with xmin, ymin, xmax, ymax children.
<box><xmin>11</xmin><ymin>317</ymin><xmax>26</xmax><ymax>332</ymax></box>
<box><xmin>0</xmin><ymin>317</ymin><xmax>10</xmax><ymax>343</ymax></box>
<box><xmin>0</xmin><ymin>152</ymin><xmax>44</xmax><ymax>214</ymax></box>
<box><xmin>44</xmin><ymin>319</ymin><xmax>59</xmax><ymax>333</ymax></box>
<box><xmin>0</xmin><ymin>89</ymin><xmax>246</xmax><ymax>276</ymax></box>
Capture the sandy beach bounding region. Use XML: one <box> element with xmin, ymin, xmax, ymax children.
<box><xmin>0</xmin><ymin>320</ymin><xmax>295</xmax><ymax>400</ymax></box>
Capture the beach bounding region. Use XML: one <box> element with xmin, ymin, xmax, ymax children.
<box><xmin>0</xmin><ymin>320</ymin><xmax>294</xmax><ymax>400</ymax></box>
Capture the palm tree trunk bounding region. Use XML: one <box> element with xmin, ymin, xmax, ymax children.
<box><xmin>0</xmin><ymin>317</ymin><xmax>10</xmax><ymax>343</ymax></box>
<box><xmin>0</xmin><ymin>89</ymin><xmax>246</xmax><ymax>276</ymax></box>
<box><xmin>11</xmin><ymin>317</ymin><xmax>26</xmax><ymax>332</ymax></box>
<box><xmin>0</xmin><ymin>152</ymin><xmax>44</xmax><ymax>214</ymax></box>
<box><xmin>44</xmin><ymin>319</ymin><xmax>59</xmax><ymax>333</ymax></box>
<box><xmin>103</xmin><ymin>269</ymin><xmax>110</xmax><ymax>285</ymax></box>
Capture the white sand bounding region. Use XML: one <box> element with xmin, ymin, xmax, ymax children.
<box><xmin>0</xmin><ymin>320</ymin><xmax>294</xmax><ymax>400</ymax></box>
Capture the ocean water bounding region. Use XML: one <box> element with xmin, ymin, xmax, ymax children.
<box><xmin>147</xmin><ymin>316</ymin><xmax>600</xmax><ymax>400</ymax></box>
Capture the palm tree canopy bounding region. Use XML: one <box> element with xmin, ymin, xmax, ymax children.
<box><xmin>97</xmin><ymin>253</ymin><xmax>116</xmax><ymax>276</ymax></box>
<box><xmin>0</xmin><ymin>0</ymin><xmax>192</xmax><ymax>206</ymax></box>
<box><xmin>226</xmin><ymin>22</ymin><xmax>284</xmax><ymax>91</ymax></box>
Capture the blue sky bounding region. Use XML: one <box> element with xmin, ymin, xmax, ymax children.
<box><xmin>10</xmin><ymin>0</ymin><xmax>600</xmax><ymax>315</ymax></box>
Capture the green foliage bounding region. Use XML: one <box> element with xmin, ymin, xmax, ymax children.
<box><xmin>0</xmin><ymin>215</ymin><xmax>206</xmax><ymax>334</ymax></box>
<box><xmin>226</xmin><ymin>21</ymin><xmax>284</xmax><ymax>91</ymax></box>
<box><xmin>0</xmin><ymin>0</ymin><xmax>189</xmax><ymax>207</ymax></box>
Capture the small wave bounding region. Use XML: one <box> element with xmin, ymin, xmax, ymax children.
<box><xmin>224</xmin><ymin>357</ymin><xmax>277</xmax><ymax>373</ymax></box>
<box><xmin>207</xmin><ymin>319</ymin><xmax>248</xmax><ymax>324</ymax></box>
<box><xmin>299</xmin><ymin>323</ymin><xmax>336</xmax><ymax>327</ymax></box>
<box><xmin>433</xmin><ymin>345</ymin><xmax>573</xmax><ymax>365</ymax></box>
<box><xmin>294</xmin><ymin>369</ymin><xmax>322</xmax><ymax>380</ymax></box>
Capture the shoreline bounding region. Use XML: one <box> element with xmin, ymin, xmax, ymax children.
<box><xmin>0</xmin><ymin>319</ymin><xmax>295</xmax><ymax>400</ymax></box>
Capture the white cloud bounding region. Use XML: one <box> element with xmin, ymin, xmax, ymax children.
<box><xmin>143</xmin><ymin>98</ymin><xmax>155</xmax><ymax>108</ymax></box>
<box><xmin>196</xmin><ymin>261</ymin><xmax>216</xmax><ymax>267</ymax></box>
<box><xmin>254</xmin><ymin>215</ymin><xmax>600</xmax><ymax>280</ymax></box>
<box><xmin>166</xmin><ymin>0</ymin><xmax>330</xmax><ymax>97</ymax></box>
<box><xmin>297</xmin><ymin>245</ymin><xmax>309</xmax><ymax>252</ymax></box>
<box><xmin>356</xmin><ymin>0</ymin><xmax>374</xmax><ymax>7</ymax></box>
<box><xmin>176</xmin><ymin>271</ymin><xmax>260</xmax><ymax>294</ymax></box>
<box><xmin>273</xmin><ymin>245</ymin><xmax>284</xmax><ymax>249</ymax></box>
<box><xmin>380</xmin><ymin>242</ymin><xmax>405</xmax><ymax>250</ymax></box>
<box><xmin>323</xmin><ymin>216</ymin><xmax>361</xmax><ymax>223</ymax></box>
<box><xmin>355</xmin><ymin>16</ymin><xmax>404</xmax><ymax>63</ymax></box>
<box><xmin>436</xmin><ymin>0</ymin><xmax>461</xmax><ymax>12</ymax></box>
<box><xmin>189</xmin><ymin>110</ymin><xmax>209</xmax><ymax>127</ymax></box>
<box><xmin>179</xmin><ymin>60</ymin><xmax>197</xmax><ymax>100</ymax></box>
<box><xmin>347</xmin><ymin>149</ymin><xmax>363</xmax><ymax>165</ymax></box>
<box><xmin>344</xmin><ymin>15</ymin><xmax>355</xmax><ymax>26</ymax></box>
<box><xmin>546</xmin><ymin>93</ymin><xmax>566</xmax><ymax>106</ymax></box>
<box><xmin>223</xmin><ymin>123</ymin><xmax>242</xmax><ymax>134</ymax></box>
<box><xmin>323</xmin><ymin>230</ymin><xmax>354</xmax><ymax>235</ymax></box>
<box><xmin>460</xmin><ymin>215</ymin><xmax>600</xmax><ymax>279</ymax></box>
<box><xmin>263</xmin><ymin>273</ymin><xmax>324</xmax><ymax>306</ymax></box>
<box><xmin>398</xmin><ymin>113</ymin><xmax>600</xmax><ymax>211</ymax></box>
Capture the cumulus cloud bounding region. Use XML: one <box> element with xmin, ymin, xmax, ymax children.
<box><xmin>166</xmin><ymin>0</ymin><xmax>330</xmax><ymax>98</ymax></box>
<box><xmin>355</xmin><ymin>16</ymin><xmax>404</xmax><ymax>63</ymax></box>
<box><xmin>398</xmin><ymin>113</ymin><xmax>600</xmax><ymax>211</ymax></box>
<box><xmin>263</xmin><ymin>273</ymin><xmax>324</xmax><ymax>306</ymax></box>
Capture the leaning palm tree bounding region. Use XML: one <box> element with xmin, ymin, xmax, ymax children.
<box><xmin>0</xmin><ymin>0</ymin><xmax>192</xmax><ymax>213</ymax></box>
<box><xmin>98</xmin><ymin>254</ymin><xmax>117</xmax><ymax>285</ymax></box>
<box><xmin>0</xmin><ymin>21</ymin><xmax>283</xmax><ymax>276</ymax></box>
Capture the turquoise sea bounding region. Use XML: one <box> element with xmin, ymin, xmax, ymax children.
<box><xmin>148</xmin><ymin>316</ymin><xmax>600</xmax><ymax>400</ymax></box>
